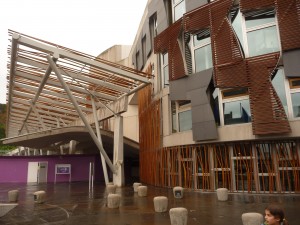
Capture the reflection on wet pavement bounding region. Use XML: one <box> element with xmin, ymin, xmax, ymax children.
<box><xmin>0</xmin><ymin>182</ymin><xmax>299</xmax><ymax>224</ymax></box>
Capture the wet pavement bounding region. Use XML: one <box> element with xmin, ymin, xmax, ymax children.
<box><xmin>0</xmin><ymin>182</ymin><xmax>299</xmax><ymax>225</ymax></box>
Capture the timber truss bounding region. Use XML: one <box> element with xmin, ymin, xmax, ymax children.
<box><xmin>4</xmin><ymin>30</ymin><xmax>150</xmax><ymax>179</ymax></box>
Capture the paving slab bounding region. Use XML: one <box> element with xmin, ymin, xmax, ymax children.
<box><xmin>0</xmin><ymin>182</ymin><xmax>299</xmax><ymax>225</ymax></box>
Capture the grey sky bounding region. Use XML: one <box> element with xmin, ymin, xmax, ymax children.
<box><xmin>0</xmin><ymin>0</ymin><xmax>148</xmax><ymax>103</ymax></box>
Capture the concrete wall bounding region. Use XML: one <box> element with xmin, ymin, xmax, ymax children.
<box><xmin>0</xmin><ymin>154</ymin><xmax>103</xmax><ymax>183</ymax></box>
<box><xmin>163</xmin><ymin>120</ymin><xmax>300</xmax><ymax>147</ymax></box>
<box><xmin>97</xmin><ymin>45</ymin><xmax>132</xmax><ymax>63</ymax></box>
<box><xmin>96</xmin><ymin>45</ymin><xmax>141</xmax><ymax>142</ymax></box>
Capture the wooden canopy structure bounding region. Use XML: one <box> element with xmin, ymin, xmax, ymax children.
<box><xmin>4</xmin><ymin>30</ymin><xmax>151</xmax><ymax>176</ymax></box>
<box><xmin>6</xmin><ymin>30</ymin><xmax>150</xmax><ymax>137</ymax></box>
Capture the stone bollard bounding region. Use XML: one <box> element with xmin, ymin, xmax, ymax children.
<box><xmin>173</xmin><ymin>186</ymin><xmax>184</xmax><ymax>199</ymax></box>
<box><xmin>137</xmin><ymin>185</ymin><xmax>147</xmax><ymax>197</ymax></box>
<box><xmin>169</xmin><ymin>207</ymin><xmax>188</xmax><ymax>225</ymax></box>
<box><xmin>33</xmin><ymin>190</ymin><xmax>46</xmax><ymax>204</ymax></box>
<box><xmin>8</xmin><ymin>190</ymin><xmax>19</xmax><ymax>203</ymax></box>
<box><xmin>242</xmin><ymin>212</ymin><xmax>264</xmax><ymax>225</ymax></box>
<box><xmin>153</xmin><ymin>196</ymin><xmax>168</xmax><ymax>212</ymax></box>
<box><xmin>216</xmin><ymin>188</ymin><xmax>229</xmax><ymax>201</ymax></box>
<box><xmin>106</xmin><ymin>184</ymin><xmax>117</xmax><ymax>194</ymax></box>
<box><xmin>133</xmin><ymin>182</ymin><xmax>142</xmax><ymax>192</ymax></box>
<box><xmin>107</xmin><ymin>194</ymin><xmax>121</xmax><ymax>209</ymax></box>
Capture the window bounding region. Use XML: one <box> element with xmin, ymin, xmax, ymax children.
<box><xmin>191</xmin><ymin>29</ymin><xmax>213</xmax><ymax>73</ymax></box>
<box><xmin>245</xmin><ymin>9</ymin><xmax>280</xmax><ymax>57</ymax></box>
<box><xmin>289</xmin><ymin>78</ymin><xmax>300</xmax><ymax>118</ymax></box>
<box><xmin>231</xmin><ymin>8</ymin><xmax>245</xmax><ymax>54</ymax></box>
<box><xmin>161</xmin><ymin>52</ymin><xmax>169</xmax><ymax>87</ymax></box>
<box><xmin>149</xmin><ymin>13</ymin><xmax>158</xmax><ymax>51</ymax></box>
<box><xmin>142</xmin><ymin>36</ymin><xmax>147</xmax><ymax>67</ymax></box>
<box><xmin>171</xmin><ymin>100</ymin><xmax>192</xmax><ymax>133</ymax></box>
<box><xmin>272</xmin><ymin>68</ymin><xmax>288</xmax><ymax>116</ymax></box>
<box><xmin>221</xmin><ymin>88</ymin><xmax>251</xmax><ymax>125</ymax></box>
<box><xmin>135</xmin><ymin>51</ymin><xmax>140</xmax><ymax>70</ymax></box>
<box><xmin>211</xmin><ymin>86</ymin><xmax>220</xmax><ymax>126</ymax></box>
<box><xmin>172</xmin><ymin>0</ymin><xmax>185</xmax><ymax>22</ymax></box>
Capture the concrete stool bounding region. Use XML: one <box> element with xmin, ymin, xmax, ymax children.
<box><xmin>242</xmin><ymin>212</ymin><xmax>264</xmax><ymax>225</ymax></box>
<box><xmin>107</xmin><ymin>194</ymin><xmax>121</xmax><ymax>209</ymax></box>
<box><xmin>169</xmin><ymin>207</ymin><xmax>188</xmax><ymax>225</ymax></box>
<box><xmin>153</xmin><ymin>196</ymin><xmax>168</xmax><ymax>212</ymax></box>
<box><xmin>216</xmin><ymin>188</ymin><xmax>229</xmax><ymax>201</ymax></box>
<box><xmin>33</xmin><ymin>191</ymin><xmax>46</xmax><ymax>204</ymax></box>
<box><xmin>106</xmin><ymin>184</ymin><xmax>117</xmax><ymax>194</ymax></box>
<box><xmin>133</xmin><ymin>182</ymin><xmax>142</xmax><ymax>192</ymax></box>
<box><xmin>8</xmin><ymin>190</ymin><xmax>19</xmax><ymax>203</ymax></box>
<box><xmin>137</xmin><ymin>185</ymin><xmax>147</xmax><ymax>197</ymax></box>
<box><xmin>173</xmin><ymin>186</ymin><xmax>183</xmax><ymax>199</ymax></box>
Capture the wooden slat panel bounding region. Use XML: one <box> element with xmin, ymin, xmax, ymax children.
<box><xmin>276</xmin><ymin>0</ymin><xmax>300</xmax><ymax>51</ymax></box>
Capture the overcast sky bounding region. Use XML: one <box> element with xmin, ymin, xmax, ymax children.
<box><xmin>0</xmin><ymin>0</ymin><xmax>148</xmax><ymax>104</ymax></box>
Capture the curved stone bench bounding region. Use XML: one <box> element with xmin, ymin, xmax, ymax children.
<box><xmin>106</xmin><ymin>184</ymin><xmax>117</xmax><ymax>194</ymax></box>
<box><xmin>153</xmin><ymin>196</ymin><xmax>168</xmax><ymax>212</ymax></box>
<box><xmin>241</xmin><ymin>212</ymin><xmax>264</xmax><ymax>225</ymax></box>
<box><xmin>173</xmin><ymin>186</ymin><xmax>183</xmax><ymax>199</ymax></box>
<box><xmin>169</xmin><ymin>207</ymin><xmax>188</xmax><ymax>225</ymax></box>
<box><xmin>8</xmin><ymin>190</ymin><xmax>19</xmax><ymax>203</ymax></box>
<box><xmin>33</xmin><ymin>190</ymin><xmax>46</xmax><ymax>204</ymax></box>
<box><xmin>0</xmin><ymin>203</ymin><xmax>18</xmax><ymax>217</ymax></box>
<box><xmin>107</xmin><ymin>194</ymin><xmax>121</xmax><ymax>209</ymax></box>
<box><xmin>216</xmin><ymin>188</ymin><xmax>228</xmax><ymax>201</ymax></box>
<box><xmin>137</xmin><ymin>185</ymin><xmax>147</xmax><ymax>197</ymax></box>
<box><xmin>133</xmin><ymin>182</ymin><xmax>142</xmax><ymax>192</ymax></box>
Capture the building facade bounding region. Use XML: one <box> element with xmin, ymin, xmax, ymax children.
<box><xmin>128</xmin><ymin>0</ymin><xmax>300</xmax><ymax>193</ymax></box>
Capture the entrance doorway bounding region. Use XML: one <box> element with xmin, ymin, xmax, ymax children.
<box><xmin>27</xmin><ymin>162</ymin><xmax>48</xmax><ymax>183</ymax></box>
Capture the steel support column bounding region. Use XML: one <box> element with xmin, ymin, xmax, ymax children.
<box><xmin>19</xmin><ymin>53</ymin><xmax>58</xmax><ymax>134</ymax></box>
<box><xmin>91</xmin><ymin>96</ymin><xmax>109</xmax><ymax>184</ymax></box>
<box><xmin>47</xmin><ymin>55</ymin><xmax>116</xmax><ymax>174</ymax></box>
<box><xmin>113</xmin><ymin>115</ymin><xmax>125</xmax><ymax>187</ymax></box>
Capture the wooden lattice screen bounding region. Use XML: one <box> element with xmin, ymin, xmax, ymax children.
<box><xmin>139</xmin><ymin>140</ymin><xmax>299</xmax><ymax>193</ymax></box>
<box><xmin>138</xmin><ymin>83</ymin><xmax>161</xmax><ymax>186</ymax></box>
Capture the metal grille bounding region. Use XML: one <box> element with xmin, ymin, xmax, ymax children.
<box><xmin>154</xmin><ymin>19</ymin><xmax>186</xmax><ymax>81</ymax></box>
<box><xmin>210</xmin><ymin>0</ymin><xmax>248</xmax><ymax>87</ymax></box>
<box><xmin>240</xmin><ymin>0</ymin><xmax>275</xmax><ymax>12</ymax></box>
<box><xmin>247</xmin><ymin>53</ymin><xmax>291</xmax><ymax>134</ymax></box>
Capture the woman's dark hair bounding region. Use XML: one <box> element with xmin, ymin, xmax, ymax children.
<box><xmin>265</xmin><ymin>204</ymin><xmax>289</xmax><ymax>225</ymax></box>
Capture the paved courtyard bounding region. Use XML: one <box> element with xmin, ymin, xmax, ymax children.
<box><xmin>0</xmin><ymin>182</ymin><xmax>299</xmax><ymax>225</ymax></box>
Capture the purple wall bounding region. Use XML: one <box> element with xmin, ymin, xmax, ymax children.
<box><xmin>0</xmin><ymin>154</ymin><xmax>104</xmax><ymax>183</ymax></box>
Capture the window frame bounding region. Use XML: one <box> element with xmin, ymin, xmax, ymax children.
<box><xmin>172</xmin><ymin>0</ymin><xmax>186</xmax><ymax>22</ymax></box>
<box><xmin>218</xmin><ymin>88</ymin><xmax>251</xmax><ymax>126</ymax></box>
<box><xmin>288</xmin><ymin>78</ymin><xmax>300</xmax><ymax>119</ymax></box>
<box><xmin>171</xmin><ymin>100</ymin><xmax>192</xmax><ymax>133</ymax></box>
<box><xmin>242</xmin><ymin>9</ymin><xmax>281</xmax><ymax>58</ymax></box>
<box><xmin>161</xmin><ymin>52</ymin><xmax>169</xmax><ymax>88</ymax></box>
<box><xmin>189</xmin><ymin>31</ymin><xmax>213</xmax><ymax>73</ymax></box>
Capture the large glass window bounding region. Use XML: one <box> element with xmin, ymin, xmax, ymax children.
<box><xmin>191</xmin><ymin>30</ymin><xmax>213</xmax><ymax>73</ymax></box>
<box><xmin>162</xmin><ymin>53</ymin><xmax>169</xmax><ymax>87</ymax></box>
<box><xmin>245</xmin><ymin>9</ymin><xmax>280</xmax><ymax>57</ymax></box>
<box><xmin>221</xmin><ymin>88</ymin><xmax>251</xmax><ymax>125</ymax></box>
<box><xmin>291</xmin><ymin>93</ymin><xmax>300</xmax><ymax>117</ymax></box>
<box><xmin>208</xmin><ymin>82</ymin><xmax>220</xmax><ymax>126</ymax></box>
<box><xmin>288</xmin><ymin>77</ymin><xmax>300</xmax><ymax>118</ymax></box>
<box><xmin>171</xmin><ymin>100</ymin><xmax>192</xmax><ymax>133</ymax></box>
<box><xmin>172</xmin><ymin>0</ymin><xmax>185</xmax><ymax>22</ymax></box>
